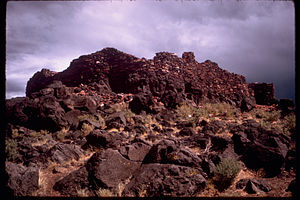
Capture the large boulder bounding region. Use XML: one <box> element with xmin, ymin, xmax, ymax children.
<box><xmin>5</xmin><ymin>162</ymin><xmax>39</xmax><ymax>196</ymax></box>
<box><xmin>47</xmin><ymin>143</ymin><xmax>85</xmax><ymax>164</ymax></box>
<box><xmin>26</xmin><ymin>68</ymin><xmax>56</xmax><ymax>97</ymax></box>
<box><xmin>53</xmin><ymin>167</ymin><xmax>92</xmax><ymax>196</ymax></box>
<box><xmin>142</xmin><ymin>139</ymin><xmax>204</xmax><ymax>170</ymax></box>
<box><xmin>122</xmin><ymin>163</ymin><xmax>206</xmax><ymax>197</ymax></box>
<box><xmin>236</xmin><ymin>178</ymin><xmax>272</xmax><ymax>194</ymax></box>
<box><xmin>129</xmin><ymin>93</ymin><xmax>154</xmax><ymax>114</ymax></box>
<box><xmin>84</xmin><ymin>130</ymin><xmax>127</xmax><ymax>149</ymax></box>
<box><xmin>119</xmin><ymin>142</ymin><xmax>152</xmax><ymax>162</ymax></box>
<box><xmin>5</xmin><ymin>95</ymin><xmax>66</xmax><ymax>132</ymax></box>
<box><xmin>231</xmin><ymin>120</ymin><xmax>290</xmax><ymax>177</ymax></box>
<box><xmin>86</xmin><ymin>149</ymin><xmax>141</xmax><ymax>191</ymax></box>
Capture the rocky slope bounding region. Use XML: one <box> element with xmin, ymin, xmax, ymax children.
<box><xmin>5</xmin><ymin>48</ymin><xmax>296</xmax><ymax>197</ymax></box>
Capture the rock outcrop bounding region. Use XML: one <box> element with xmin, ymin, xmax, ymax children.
<box><xmin>26</xmin><ymin>47</ymin><xmax>256</xmax><ymax>110</ymax></box>
<box><xmin>5</xmin><ymin>47</ymin><xmax>295</xmax><ymax>197</ymax></box>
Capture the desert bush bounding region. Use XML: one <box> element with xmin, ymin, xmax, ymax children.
<box><xmin>194</xmin><ymin>103</ymin><xmax>237</xmax><ymax>120</ymax></box>
<box><xmin>78</xmin><ymin>113</ymin><xmax>106</xmax><ymax>129</ymax></box>
<box><xmin>5</xmin><ymin>138</ymin><xmax>19</xmax><ymax>162</ymax></box>
<box><xmin>56</xmin><ymin>127</ymin><xmax>69</xmax><ymax>141</ymax></box>
<box><xmin>282</xmin><ymin>114</ymin><xmax>296</xmax><ymax>136</ymax></box>
<box><xmin>77</xmin><ymin>188</ymin><xmax>89</xmax><ymax>197</ymax></box>
<box><xmin>213</xmin><ymin>157</ymin><xmax>241</xmax><ymax>191</ymax></box>
<box><xmin>29</xmin><ymin>129</ymin><xmax>50</xmax><ymax>141</ymax></box>
<box><xmin>96</xmin><ymin>188</ymin><xmax>116</xmax><ymax>197</ymax></box>
<box><xmin>81</xmin><ymin>123</ymin><xmax>94</xmax><ymax>137</ymax></box>
<box><xmin>176</xmin><ymin>102</ymin><xmax>195</xmax><ymax>120</ymax></box>
<box><xmin>250</xmin><ymin>108</ymin><xmax>281</xmax><ymax>122</ymax></box>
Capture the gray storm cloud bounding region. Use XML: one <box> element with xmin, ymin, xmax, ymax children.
<box><xmin>6</xmin><ymin>1</ymin><xmax>295</xmax><ymax>102</ymax></box>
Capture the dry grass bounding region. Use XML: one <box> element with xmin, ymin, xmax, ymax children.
<box><xmin>31</xmin><ymin>150</ymin><xmax>95</xmax><ymax>197</ymax></box>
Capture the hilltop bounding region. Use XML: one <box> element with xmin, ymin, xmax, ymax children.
<box><xmin>5</xmin><ymin>48</ymin><xmax>295</xmax><ymax>197</ymax></box>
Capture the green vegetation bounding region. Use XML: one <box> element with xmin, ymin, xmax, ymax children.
<box><xmin>5</xmin><ymin>138</ymin><xmax>19</xmax><ymax>162</ymax></box>
<box><xmin>29</xmin><ymin>129</ymin><xmax>50</xmax><ymax>140</ymax></box>
<box><xmin>175</xmin><ymin>102</ymin><xmax>238</xmax><ymax>127</ymax></box>
<box><xmin>56</xmin><ymin>127</ymin><xmax>69</xmax><ymax>142</ymax></box>
<box><xmin>96</xmin><ymin>188</ymin><xmax>116</xmax><ymax>197</ymax></box>
<box><xmin>250</xmin><ymin>108</ymin><xmax>281</xmax><ymax>122</ymax></box>
<box><xmin>213</xmin><ymin>157</ymin><xmax>241</xmax><ymax>191</ymax></box>
<box><xmin>250</xmin><ymin>107</ymin><xmax>296</xmax><ymax>136</ymax></box>
<box><xmin>81</xmin><ymin>123</ymin><xmax>94</xmax><ymax>137</ymax></box>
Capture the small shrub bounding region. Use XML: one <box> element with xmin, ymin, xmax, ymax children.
<box><xmin>251</xmin><ymin>108</ymin><xmax>281</xmax><ymax>123</ymax></box>
<box><xmin>194</xmin><ymin>103</ymin><xmax>237</xmax><ymax>120</ymax></box>
<box><xmin>79</xmin><ymin>113</ymin><xmax>107</xmax><ymax>129</ymax></box>
<box><xmin>95</xmin><ymin>114</ymin><xmax>106</xmax><ymax>129</ymax></box>
<box><xmin>213</xmin><ymin>157</ymin><xmax>241</xmax><ymax>191</ymax></box>
<box><xmin>5</xmin><ymin>138</ymin><xmax>19</xmax><ymax>162</ymax></box>
<box><xmin>81</xmin><ymin>123</ymin><xmax>94</xmax><ymax>137</ymax></box>
<box><xmin>283</xmin><ymin>114</ymin><xmax>296</xmax><ymax>136</ymax></box>
<box><xmin>176</xmin><ymin>103</ymin><xmax>195</xmax><ymax>120</ymax></box>
<box><xmin>29</xmin><ymin>130</ymin><xmax>50</xmax><ymax>140</ymax></box>
<box><xmin>11</xmin><ymin>128</ymin><xmax>20</xmax><ymax>139</ymax></box>
<box><xmin>77</xmin><ymin>188</ymin><xmax>89</xmax><ymax>197</ymax></box>
<box><xmin>96</xmin><ymin>188</ymin><xmax>116</xmax><ymax>197</ymax></box>
<box><xmin>56</xmin><ymin>127</ymin><xmax>69</xmax><ymax>141</ymax></box>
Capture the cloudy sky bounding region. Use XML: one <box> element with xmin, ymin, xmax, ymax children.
<box><xmin>6</xmin><ymin>0</ymin><xmax>295</xmax><ymax>102</ymax></box>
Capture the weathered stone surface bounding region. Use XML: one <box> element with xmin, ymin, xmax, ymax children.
<box><xmin>236</xmin><ymin>178</ymin><xmax>272</xmax><ymax>193</ymax></box>
<box><xmin>46</xmin><ymin>143</ymin><xmax>85</xmax><ymax>164</ymax></box>
<box><xmin>86</xmin><ymin>149</ymin><xmax>141</xmax><ymax>190</ymax></box>
<box><xmin>240</xmin><ymin>97</ymin><xmax>255</xmax><ymax>112</ymax></box>
<box><xmin>26</xmin><ymin>68</ymin><xmax>56</xmax><ymax>97</ymax></box>
<box><xmin>53</xmin><ymin>167</ymin><xmax>91</xmax><ymax>196</ymax></box>
<box><xmin>178</xmin><ymin>127</ymin><xmax>195</xmax><ymax>136</ymax></box>
<box><xmin>202</xmin><ymin>120</ymin><xmax>226</xmax><ymax>135</ymax></box>
<box><xmin>278</xmin><ymin>98</ymin><xmax>295</xmax><ymax>116</ymax></box>
<box><xmin>84</xmin><ymin>129</ymin><xmax>126</xmax><ymax>149</ymax></box>
<box><xmin>119</xmin><ymin>142</ymin><xmax>151</xmax><ymax>162</ymax></box>
<box><xmin>142</xmin><ymin>139</ymin><xmax>203</xmax><ymax>170</ymax></box>
<box><xmin>286</xmin><ymin>179</ymin><xmax>296</xmax><ymax>197</ymax></box>
<box><xmin>231</xmin><ymin>121</ymin><xmax>289</xmax><ymax>177</ymax></box>
<box><xmin>122</xmin><ymin>163</ymin><xmax>206</xmax><ymax>197</ymax></box>
<box><xmin>5</xmin><ymin>95</ymin><xmax>66</xmax><ymax>132</ymax></box>
<box><xmin>6</xmin><ymin>162</ymin><xmax>39</xmax><ymax>196</ymax></box>
<box><xmin>24</xmin><ymin>47</ymin><xmax>256</xmax><ymax>110</ymax></box>
<box><xmin>248</xmin><ymin>83</ymin><xmax>276</xmax><ymax>105</ymax></box>
<box><xmin>105</xmin><ymin>111</ymin><xmax>127</xmax><ymax>129</ymax></box>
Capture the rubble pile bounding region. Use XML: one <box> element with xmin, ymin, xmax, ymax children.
<box><xmin>26</xmin><ymin>48</ymin><xmax>256</xmax><ymax>110</ymax></box>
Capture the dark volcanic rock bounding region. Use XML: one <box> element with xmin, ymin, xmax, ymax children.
<box><xmin>24</xmin><ymin>47</ymin><xmax>256</xmax><ymax>109</ymax></box>
<box><xmin>122</xmin><ymin>163</ymin><xmax>206</xmax><ymax>197</ymax></box>
<box><xmin>84</xmin><ymin>129</ymin><xmax>126</xmax><ymax>149</ymax></box>
<box><xmin>248</xmin><ymin>82</ymin><xmax>276</xmax><ymax>105</ymax></box>
<box><xmin>231</xmin><ymin>121</ymin><xmax>290</xmax><ymax>177</ymax></box>
<box><xmin>53</xmin><ymin>167</ymin><xmax>91</xmax><ymax>196</ymax></box>
<box><xmin>286</xmin><ymin>179</ymin><xmax>296</xmax><ymax>197</ymax></box>
<box><xmin>178</xmin><ymin>127</ymin><xmax>195</xmax><ymax>136</ymax></box>
<box><xmin>26</xmin><ymin>68</ymin><xmax>56</xmax><ymax>97</ymax></box>
<box><xmin>278</xmin><ymin>98</ymin><xmax>295</xmax><ymax>116</ymax></box>
<box><xmin>236</xmin><ymin>178</ymin><xmax>272</xmax><ymax>194</ymax></box>
<box><xmin>86</xmin><ymin>149</ymin><xmax>140</xmax><ymax>190</ymax></box>
<box><xmin>119</xmin><ymin>142</ymin><xmax>151</xmax><ymax>162</ymax></box>
<box><xmin>45</xmin><ymin>143</ymin><xmax>85</xmax><ymax>164</ymax></box>
<box><xmin>6</xmin><ymin>162</ymin><xmax>39</xmax><ymax>196</ymax></box>
<box><xmin>129</xmin><ymin>93</ymin><xmax>154</xmax><ymax>114</ymax></box>
<box><xmin>202</xmin><ymin>120</ymin><xmax>226</xmax><ymax>135</ymax></box>
<box><xmin>142</xmin><ymin>139</ymin><xmax>204</xmax><ymax>171</ymax></box>
<box><xmin>6</xmin><ymin>95</ymin><xmax>67</xmax><ymax>132</ymax></box>
<box><xmin>105</xmin><ymin>111</ymin><xmax>127</xmax><ymax>129</ymax></box>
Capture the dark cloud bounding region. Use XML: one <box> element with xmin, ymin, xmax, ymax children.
<box><xmin>6</xmin><ymin>1</ymin><xmax>295</xmax><ymax>102</ymax></box>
